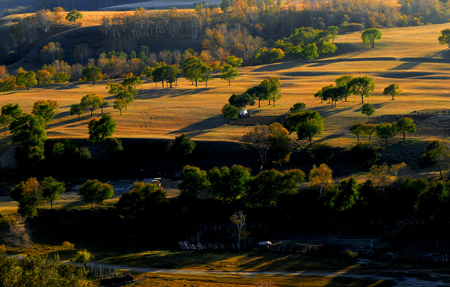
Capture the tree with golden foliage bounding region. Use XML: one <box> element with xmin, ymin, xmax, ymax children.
<box><xmin>309</xmin><ymin>163</ymin><xmax>333</xmax><ymax>199</ymax></box>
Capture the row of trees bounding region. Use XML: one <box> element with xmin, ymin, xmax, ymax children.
<box><xmin>350</xmin><ymin>117</ymin><xmax>417</xmax><ymax>145</ymax></box>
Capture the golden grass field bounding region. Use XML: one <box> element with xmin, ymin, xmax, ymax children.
<box><xmin>2</xmin><ymin>23</ymin><xmax>450</xmax><ymax>147</ymax></box>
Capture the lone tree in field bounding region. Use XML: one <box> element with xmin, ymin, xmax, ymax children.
<box><xmin>73</xmin><ymin>249</ymin><xmax>94</xmax><ymax>269</ymax></box>
<box><xmin>348</xmin><ymin>76</ymin><xmax>375</xmax><ymax>104</ymax></box>
<box><xmin>78</xmin><ymin>179</ymin><xmax>114</xmax><ymax>209</ymax></box>
<box><xmin>361</xmin><ymin>103</ymin><xmax>376</xmax><ymax>122</ymax></box>
<box><xmin>168</xmin><ymin>134</ymin><xmax>196</xmax><ymax>157</ymax></box>
<box><xmin>16</xmin><ymin>71</ymin><xmax>37</xmax><ymax>91</ymax></box>
<box><xmin>41</xmin><ymin>176</ymin><xmax>65</xmax><ymax>210</ymax></box>
<box><xmin>375</xmin><ymin>123</ymin><xmax>397</xmax><ymax>145</ymax></box>
<box><xmin>221</xmin><ymin>104</ymin><xmax>240</xmax><ymax>124</ymax></box>
<box><xmin>65</xmin><ymin>10</ymin><xmax>83</xmax><ymax>25</ymax></box>
<box><xmin>70</xmin><ymin>104</ymin><xmax>83</xmax><ymax>120</ymax></box>
<box><xmin>220</xmin><ymin>64</ymin><xmax>239</xmax><ymax>85</ymax></box>
<box><xmin>113</xmin><ymin>99</ymin><xmax>127</xmax><ymax>115</ymax></box>
<box><xmin>88</xmin><ymin>114</ymin><xmax>117</xmax><ymax>144</ymax></box>
<box><xmin>80</xmin><ymin>93</ymin><xmax>102</xmax><ymax>117</ymax></box>
<box><xmin>396</xmin><ymin>117</ymin><xmax>417</xmax><ymax>140</ymax></box>
<box><xmin>361</xmin><ymin>28</ymin><xmax>382</xmax><ymax>48</ymax></box>
<box><xmin>438</xmin><ymin>28</ymin><xmax>450</xmax><ymax>47</ymax></box>
<box><xmin>82</xmin><ymin>66</ymin><xmax>102</xmax><ymax>85</ymax></box>
<box><xmin>383</xmin><ymin>83</ymin><xmax>402</xmax><ymax>100</ymax></box>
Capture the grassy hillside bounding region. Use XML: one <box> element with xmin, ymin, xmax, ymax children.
<box><xmin>2</xmin><ymin>23</ymin><xmax>450</xmax><ymax>144</ymax></box>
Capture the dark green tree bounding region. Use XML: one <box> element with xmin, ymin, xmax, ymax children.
<box><xmin>220</xmin><ymin>64</ymin><xmax>239</xmax><ymax>85</ymax></box>
<box><xmin>167</xmin><ymin>133</ymin><xmax>196</xmax><ymax>157</ymax></box>
<box><xmin>177</xmin><ymin>165</ymin><xmax>209</xmax><ymax>201</ymax></box>
<box><xmin>375</xmin><ymin>123</ymin><xmax>397</xmax><ymax>145</ymax></box>
<box><xmin>207</xmin><ymin>165</ymin><xmax>252</xmax><ymax>203</ymax></box>
<box><xmin>349</xmin><ymin>122</ymin><xmax>366</xmax><ymax>142</ymax></box>
<box><xmin>1</xmin><ymin>103</ymin><xmax>23</xmax><ymax>119</ymax></box>
<box><xmin>82</xmin><ymin>66</ymin><xmax>102</xmax><ymax>85</ymax></box>
<box><xmin>396</xmin><ymin>117</ymin><xmax>417</xmax><ymax>140</ymax></box>
<box><xmin>421</xmin><ymin>140</ymin><xmax>449</xmax><ymax>178</ymax></box>
<box><xmin>65</xmin><ymin>10</ymin><xmax>83</xmax><ymax>24</ymax></box>
<box><xmin>31</xmin><ymin>100</ymin><xmax>59</xmax><ymax>127</ymax></box>
<box><xmin>41</xmin><ymin>176</ymin><xmax>65</xmax><ymax>210</ymax></box>
<box><xmin>361</xmin><ymin>28</ymin><xmax>382</xmax><ymax>48</ymax></box>
<box><xmin>348</xmin><ymin>76</ymin><xmax>375</xmax><ymax>104</ymax></box>
<box><xmin>221</xmin><ymin>104</ymin><xmax>240</xmax><ymax>124</ymax></box>
<box><xmin>228</xmin><ymin>92</ymin><xmax>255</xmax><ymax>108</ymax></box>
<box><xmin>284</xmin><ymin>110</ymin><xmax>324</xmax><ymax>145</ymax></box>
<box><xmin>289</xmin><ymin>102</ymin><xmax>306</xmax><ymax>114</ymax></box>
<box><xmin>9</xmin><ymin>177</ymin><xmax>42</xmax><ymax>217</ymax></box>
<box><xmin>78</xmin><ymin>179</ymin><xmax>114</xmax><ymax>209</ymax></box>
<box><xmin>383</xmin><ymin>83</ymin><xmax>402</xmax><ymax>100</ymax></box>
<box><xmin>88</xmin><ymin>114</ymin><xmax>117</xmax><ymax>144</ymax></box>
<box><xmin>323</xmin><ymin>177</ymin><xmax>359</xmax><ymax>211</ymax></box>
<box><xmin>361</xmin><ymin>103</ymin><xmax>375</xmax><ymax>121</ymax></box>
<box><xmin>183</xmin><ymin>57</ymin><xmax>207</xmax><ymax>87</ymax></box>
<box><xmin>70</xmin><ymin>104</ymin><xmax>83</xmax><ymax>120</ymax></box>
<box><xmin>16</xmin><ymin>71</ymin><xmax>37</xmax><ymax>91</ymax></box>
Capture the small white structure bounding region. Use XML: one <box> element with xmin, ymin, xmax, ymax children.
<box><xmin>258</xmin><ymin>241</ymin><xmax>272</xmax><ymax>247</ymax></box>
<box><xmin>240</xmin><ymin>109</ymin><xmax>248</xmax><ymax>116</ymax></box>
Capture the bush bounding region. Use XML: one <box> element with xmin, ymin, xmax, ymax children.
<box><xmin>106</xmin><ymin>138</ymin><xmax>123</xmax><ymax>153</ymax></box>
<box><xmin>344</xmin><ymin>249</ymin><xmax>358</xmax><ymax>264</ymax></box>
<box><xmin>308</xmin><ymin>143</ymin><xmax>334</xmax><ymax>163</ymax></box>
<box><xmin>167</xmin><ymin>134</ymin><xmax>196</xmax><ymax>157</ymax></box>
<box><xmin>351</xmin><ymin>143</ymin><xmax>378</xmax><ymax>165</ymax></box>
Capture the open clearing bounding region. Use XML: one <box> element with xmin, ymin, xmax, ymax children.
<box><xmin>2</xmin><ymin>23</ymin><xmax>450</xmax><ymax>147</ymax></box>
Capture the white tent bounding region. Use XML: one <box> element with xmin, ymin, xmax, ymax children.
<box><xmin>240</xmin><ymin>109</ymin><xmax>248</xmax><ymax>116</ymax></box>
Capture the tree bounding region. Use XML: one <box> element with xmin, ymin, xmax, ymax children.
<box><xmin>36</xmin><ymin>70</ymin><xmax>54</xmax><ymax>85</ymax></box>
<box><xmin>82</xmin><ymin>66</ymin><xmax>102</xmax><ymax>85</ymax></box>
<box><xmin>268</xmin><ymin>122</ymin><xmax>292</xmax><ymax>166</ymax></box>
<box><xmin>31</xmin><ymin>100</ymin><xmax>59</xmax><ymax>127</ymax></box>
<box><xmin>222</xmin><ymin>104</ymin><xmax>240</xmax><ymax>124</ymax></box>
<box><xmin>183</xmin><ymin>57</ymin><xmax>207</xmax><ymax>87</ymax></box>
<box><xmin>99</xmin><ymin>97</ymin><xmax>108</xmax><ymax>114</ymax></box>
<box><xmin>383</xmin><ymin>83</ymin><xmax>402</xmax><ymax>100</ymax></box>
<box><xmin>167</xmin><ymin>134</ymin><xmax>196</xmax><ymax>157</ymax></box>
<box><xmin>9</xmin><ymin>114</ymin><xmax>47</xmax><ymax>165</ymax></box>
<box><xmin>177</xmin><ymin>165</ymin><xmax>209</xmax><ymax>201</ymax></box>
<box><xmin>361</xmin><ymin>28</ymin><xmax>382</xmax><ymax>48</ymax></box>
<box><xmin>323</xmin><ymin>177</ymin><xmax>359</xmax><ymax>211</ymax></box>
<box><xmin>9</xmin><ymin>177</ymin><xmax>42</xmax><ymax>217</ymax></box>
<box><xmin>221</xmin><ymin>0</ymin><xmax>232</xmax><ymax>12</ymax></box>
<box><xmin>53</xmin><ymin>7</ymin><xmax>65</xmax><ymax>23</ymax></box>
<box><xmin>228</xmin><ymin>92</ymin><xmax>255</xmax><ymax>108</ymax></box>
<box><xmin>88</xmin><ymin>114</ymin><xmax>117</xmax><ymax>144</ymax></box>
<box><xmin>229</xmin><ymin>211</ymin><xmax>248</xmax><ymax>249</ymax></box>
<box><xmin>415</xmin><ymin>181</ymin><xmax>450</xmax><ymax>220</ymax></box>
<box><xmin>334</xmin><ymin>75</ymin><xmax>353</xmax><ymax>101</ymax></box>
<box><xmin>284</xmin><ymin>110</ymin><xmax>324</xmax><ymax>145</ymax></box>
<box><xmin>113</xmin><ymin>99</ymin><xmax>127</xmax><ymax>115</ymax></box>
<box><xmin>122</xmin><ymin>75</ymin><xmax>143</xmax><ymax>94</ymax></box>
<box><xmin>259</xmin><ymin>77</ymin><xmax>281</xmax><ymax>106</ymax></box>
<box><xmin>245</xmin><ymin>169</ymin><xmax>305</xmax><ymax>208</ymax></box>
<box><xmin>70</xmin><ymin>104</ymin><xmax>83</xmax><ymax>120</ymax></box>
<box><xmin>308</xmin><ymin>143</ymin><xmax>334</xmax><ymax>164</ymax></box>
<box><xmin>165</xmin><ymin>65</ymin><xmax>181</xmax><ymax>88</ymax></box>
<box><xmin>220</xmin><ymin>64</ymin><xmax>239</xmax><ymax>85</ymax></box>
<box><xmin>0</xmin><ymin>115</ymin><xmax>13</xmax><ymax>135</ymax></box>
<box><xmin>309</xmin><ymin>163</ymin><xmax>333</xmax><ymax>199</ymax></box>
<box><xmin>375</xmin><ymin>123</ymin><xmax>397</xmax><ymax>145</ymax></box>
<box><xmin>1</xmin><ymin>103</ymin><xmax>23</xmax><ymax>119</ymax></box>
<box><xmin>314</xmin><ymin>85</ymin><xmax>333</xmax><ymax>103</ymax></box>
<box><xmin>396</xmin><ymin>117</ymin><xmax>417</xmax><ymax>140</ymax></box>
<box><xmin>116</xmin><ymin>182</ymin><xmax>167</xmax><ymax>220</ymax></box>
<box><xmin>40</xmin><ymin>42</ymin><xmax>64</xmax><ymax>65</ymax></box>
<box><xmin>422</xmin><ymin>140</ymin><xmax>449</xmax><ymax>179</ymax></box>
<box><xmin>16</xmin><ymin>71</ymin><xmax>37</xmax><ymax>91</ymax></box>
<box><xmin>349</xmin><ymin>122</ymin><xmax>366</xmax><ymax>142</ymax></box>
<box><xmin>438</xmin><ymin>28</ymin><xmax>450</xmax><ymax>47</ymax></box>
<box><xmin>1</xmin><ymin>76</ymin><xmax>16</xmax><ymax>91</ymax></box>
<box><xmin>78</xmin><ymin>179</ymin><xmax>114</xmax><ymax>208</ymax></box>
<box><xmin>243</xmin><ymin>125</ymin><xmax>270</xmax><ymax>169</ymax></box>
<box><xmin>41</xmin><ymin>176</ymin><xmax>65</xmax><ymax>210</ymax></box>
<box><xmin>65</xmin><ymin>10</ymin><xmax>83</xmax><ymax>25</ymax></box>
<box><xmin>348</xmin><ymin>76</ymin><xmax>375</xmax><ymax>104</ymax></box>
<box><xmin>246</xmin><ymin>85</ymin><xmax>269</xmax><ymax>107</ymax></box>
<box><xmin>362</xmin><ymin>124</ymin><xmax>376</xmax><ymax>142</ymax></box>
<box><xmin>200</xmin><ymin>65</ymin><xmax>213</xmax><ymax>87</ymax></box>
<box><xmin>327</xmin><ymin>26</ymin><xmax>339</xmax><ymax>44</ymax></box>
<box><xmin>227</xmin><ymin>56</ymin><xmax>243</xmax><ymax>67</ymax></box>
<box><xmin>207</xmin><ymin>165</ymin><xmax>252</xmax><ymax>203</ymax></box>
<box><xmin>72</xmin><ymin>250</ymin><xmax>94</xmax><ymax>269</ymax></box>
<box><xmin>80</xmin><ymin>93</ymin><xmax>102</xmax><ymax>117</ymax></box>
<box><xmin>56</xmin><ymin>72</ymin><xmax>70</xmax><ymax>83</ymax></box>
<box><xmin>322</xmin><ymin>86</ymin><xmax>347</xmax><ymax>108</ymax></box>
<box><xmin>361</xmin><ymin>103</ymin><xmax>375</xmax><ymax>121</ymax></box>
<box><xmin>289</xmin><ymin>102</ymin><xmax>306</xmax><ymax>114</ymax></box>
<box><xmin>351</xmin><ymin>142</ymin><xmax>378</xmax><ymax>165</ymax></box>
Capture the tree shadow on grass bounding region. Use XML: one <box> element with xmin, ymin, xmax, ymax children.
<box><xmin>47</xmin><ymin>111</ymin><xmax>94</xmax><ymax>130</ymax></box>
<box><xmin>167</xmin><ymin>115</ymin><xmax>226</xmax><ymax>137</ymax></box>
<box><xmin>135</xmin><ymin>87</ymin><xmax>213</xmax><ymax>100</ymax></box>
<box><xmin>353</xmin><ymin>101</ymin><xmax>389</xmax><ymax>113</ymax></box>
<box><xmin>310</xmin><ymin>104</ymin><xmax>359</xmax><ymax>119</ymax></box>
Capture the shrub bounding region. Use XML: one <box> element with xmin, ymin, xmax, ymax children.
<box><xmin>106</xmin><ymin>138</ymin><xmax>123</xmax><ymax>153</ymax></box>
<box><xmin>308</xmin><ymin>143</ymin><xmax>334</xmax><ymax>163</ymax></box>
<box><xmin>351</xmin><ymin>143</ymin><xmax>378</xmax><ymax>165</ymax></box>
<box><xmin>167</xmin><ymin>134</ymin><xmax>196</xmax><ymax>157</ymax></box>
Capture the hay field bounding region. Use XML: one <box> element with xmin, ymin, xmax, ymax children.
<box><xmin>2</xmin><ymin>23</ymin><xmax>450</xmax><ymax>146</ymax></box>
